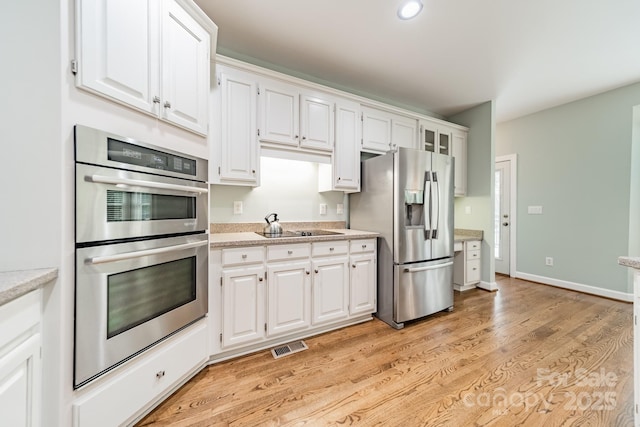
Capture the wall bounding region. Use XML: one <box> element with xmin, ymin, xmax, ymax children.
<box><xmin>496</xmin><ymin>82</ymin><xmax>640</xmax><ymax>297</ymax></box>
<box><xmin>210</xmin><ymin>157</ymin><xmax>347</xmax><ymax>223</ymax></box>
<box><xmin>450</xmin><ymin>101</ymin><xmax>497</xmax><ymax>288</ymax></box>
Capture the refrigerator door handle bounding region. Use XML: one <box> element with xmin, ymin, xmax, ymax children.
<box><xmin>424</xmin><ymin>173</ymin><xmax>432</xmax><ymax>237</ymax></box>
<box><xmin>432</xmin><ymin>172</ymin><xmax>439</xmax><ymax>239</ymax></box>
<box><xmin>404</xmin><ymin>261</ymin><xmax>453</xmax><ymax>273</ymax></box>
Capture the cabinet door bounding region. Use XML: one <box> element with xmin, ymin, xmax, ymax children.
<box><xmin>161</xmin><ymin>0</ymin><xmax>210</xmax><ymax>135</ymax></box>
<box><xmin>267</xmin><ymin>261</ymin><xmax>311</xmax><ymax>337</ymax></box>
<box><xmin>221</xmin><ymin>265</ymin><xmax>265</xmax><ymax>348</ymax></box>
<box><xmin>333</xmin><ymin>100</ymin><xmax>361</xmax><ymax>191</ymax></box>
<box><xmin>260</xmin><ymin>80</ymin><xmax>300</xmax><ymax>146</ymax></box>
<box><xmin>300</xmin><ymin>95</ymin><xmax>334</xmax><ymax>151</ymax></box>
<box><xmin>76</xmin><ymin>0</ymin><xmax>159</xmax><ymax>113</ymax></box>
<box><xmin>219</xmin><ymin>70</ymin><xmax>258</xmax><ymax>184</ymax></box>
<box><xmin>362</xmin><ymin>107</ymin><xmax>392</xmax><ymax>153</ymax></box>
<box><xmin>0</xmin><ymin>334</ymin><xmax>41</xmax><ymax>427</ymax></box>
<box><xmin>312</xmin><ymin>257</ymin><xmax>349</xmax><ymax>324</ymax></box>
<box><xmin>452</xmin><ymin>129</ymin><xmax>467</xmax><ymax>196</ymax></box>
<box><xmin>350</xmin><ymin>253</ymin><xmax>376</xmax><ymax>315</ymax></box>
<box><xmin>391</xmin><ymin>114</ymin><xmax>418</xmax><ymax>150</ymax></box>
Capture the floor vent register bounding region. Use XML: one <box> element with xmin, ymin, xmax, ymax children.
<box><xmin>271</xmin><ymin>340</ymin><xmax>308</xmax><ymax>359</ymax></box>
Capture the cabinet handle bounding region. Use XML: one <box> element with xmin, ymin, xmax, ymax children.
<box><xmin>306</xmin><ymin>270</ymin><xmax>310</xmax><ymax>275</ymax></box>
<box><xmin>259</xmin><ymin>277</ymin><xmax>263</xmax><ymax>282</ymax></box>
<box><xmin>242</xmin><ymin>254</ymin><xmax>247</xmax><ymax>259</ymax></box>
<box><xmin>302</xmin><ymin>136</ymin><xmax>306</xmax><ymax>140</ymax></box>
<box><xmin>164</xmin><ymin>101</ymin><xmax>171</xmax><ymax>109</ymax></box>
<box><xmin>314</xmin><ymin>269</ymin><xmax>319</xmax><ymax>274</ymax></box>
<box><xmin>362</xmin><ymin>244</ymin><xmax>367</xmax><ymax>249</ymax></box>
<box><xmin>338</xmin><ymin>177</ymin><xmax>341</xmax><ymax>181</ymax></box>
<box><xmin>295</xmin><ymin>135</ymin><xmax>299</xmax><ymax>139</ymax></box>
<box><xmin>153</xmin><ymin>96</ymin><xmax>160</xmax><ymax>104</ymax></box>
<box><xmin>352</xmin><ymin>264</ymin><xmax>356</xmax><ymax>268</ymax></box>
<box><xmin>252</xmin><ymin>170</ymin><xmax>256</xmax><ymax>174</ymax></box>
<box><xmin>156</xmin><ymin>370</ymin><xmax>165</xmax><ymax>379</ymax></box>
<box><xmin>329</xmin><ymin>247</ymin><xmax>334</xmax><ymax>251</ymax></box>
<box><xmin>288</xmin><ymin>250</ymin><xmax>293</xmax><ymax>255</ymax></box>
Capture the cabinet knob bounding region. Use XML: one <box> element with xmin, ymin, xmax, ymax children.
<box><xmin>302</xmin><ymin>136</ymin><xmax>306</xmax><ymax>140</ymax></box>
<box><xmin>242</xmin><ymin>254</ymin><xmax>247</xmax><ymax>259</ymax></box>
<box><xmin>306</xmin><ymin>270</ymin><xmax>310</xmax><ymax>275</ymax></box>
<box><xmin>288</xmin><ymin>250</ymin><xmax>293</xmax><ymax>255</ymax></box>
<box><xmin>164</xmin><ymin>101</ymin><xmax>171</xmax><ymax>109</ymax></box>
<box><xmin>502</xmin><ymin>222</ymin><xmax>509</xmax><ymax>226</ymax></box>
<box><xmin>153</xmin><ymin>96</ymin><xmax>161</xmax><ymax>104</ymax></box>
<box><xmin>314</xmin><ymin>269</ymin><xmax>319</xmax><ymax>274</ymax></box>
<box><xmin>362</xmin><ymin>244</ymin><xmax>367</xmax><ymax>249</ymax></box>
<box><xmin>352</xmin><ymin>264</ymin><xmax>356</xmax><ymax>268</ymax></box>
<box><xmin>329</xmin><ymin>247</ymin><xmax>334</xmax><ymax>251</ymax></box>
<box><xmin>156</xmin><ymin>370</ymin><xmax>165</xmax><ymax>379</ymax></box>
<box><xmin>295</xmin><ymin>135</ymin><xmax>299</xmax><ymax>139</ymax></box>
<box><xmin>338</xmin><ymin>177</ymin><xmax>341</xmax><ymax>181</ymax></box>
<box><xmin>252</xmin><ymin>170</ymin><xmax>256</xmax><ymax>174</ymax></box>
<box><xmin>259</xmin><ymin>277</ymin><xmax>263</xmax><ymax>282</ymax></box>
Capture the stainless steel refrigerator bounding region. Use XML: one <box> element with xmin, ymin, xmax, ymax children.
<box><xmin>350</xmin><ymin>147</ymin><xmax>454</xmax><ymax>329</ymax></box>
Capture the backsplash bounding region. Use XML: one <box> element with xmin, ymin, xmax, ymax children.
<box><xmin>210</xmin><ymin>157</ymin><xmax>347</xmax><ymax>223</ymax></box>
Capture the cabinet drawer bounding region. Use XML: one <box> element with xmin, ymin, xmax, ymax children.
<box><xmin>466</xmin><ymin>259</ymin><xmax>481</xmax><ymax>283</ymax></box>
<box><xmin>350</xmin><ymin>239</ymin><xmax>376</xmax><ymax>254</ymax></box>
<box><xmin>466</xmin><ymin>240</ymin><xmax>481</xmax><ymax>251</ymax></box>
<box><xmin>312</xmin><ymin>240</ymin><xmax>348</xmax><ymax>257</ymax></box>
<box><xmin>73</xmin><ymin>321</ymin><xmax>207</xmax><ymax>427</ymax></box>
<box><xmin>267</xmin><ymin>243</ymin><xmax>311</xmax><ymax>261</ymax></box>
<box><xmin>466</xmin><ymin>249</ymin><xmax>481</xmax><ymax>261</ymax></box>
<box><xmin>222</xmin><ymin>246</ymin><xmax>264</xmax><ymax>266</ymax></box>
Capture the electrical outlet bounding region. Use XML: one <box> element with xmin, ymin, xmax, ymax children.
<box><xmin>319</xmin><ymin>203</ymin><xmax>327</xmax><ymax>215</ymax></box>
<box><xmin>336</xmin><ymin>204</ymin><xmax>344</xmax><ymax>214</ymax></box>
<box><xmin>528</xmin><ymin>206</ymin><xmax>543</xmax><ymax>214</ymax></box>
<box><xmin>545</xmin><ymin>257</ymin><xmax>554</xmax><ymax>266</ymax></box>
<box><xmin>233</xmin><ymin>201</ymin><xmax>243</xmax><ymax>215</ymax></box>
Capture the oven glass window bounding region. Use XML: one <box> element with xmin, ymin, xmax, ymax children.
<box><xmin>106</xmin><ymin>190</ymin><xmax>195</xmax><ymax>222</ymax></box>
<box><xmin>107</xmin><ymin>257</ymin><xmax>196</xmax><ymax>338</ymax></box>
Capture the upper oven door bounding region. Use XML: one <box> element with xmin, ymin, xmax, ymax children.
<box><xmin>76</xmin><ymin>163</ymin><xmax>208</xmax><ymax>243</ymax></box>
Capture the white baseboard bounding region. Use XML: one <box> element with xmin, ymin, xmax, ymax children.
<box><xmin>515</xmin><ymin>272</ymin><xmax>633</xmax><ymax>302</ymax></box>
<box><xmin>454</xmin><ymin>283</ymin><xmax>477</xmax><ymax>292</ymax></box>
<box><xmin>478</xmin><ymin>281</ymin><xmax>498</xmax><ymax>292</ymax></box>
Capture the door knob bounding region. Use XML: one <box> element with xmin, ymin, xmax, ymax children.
<box><xmin>502</xmin><ymin>222</ymin><xmax>509</xmax><ymax>226</ymax></box>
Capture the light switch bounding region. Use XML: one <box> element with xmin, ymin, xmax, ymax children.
<box><xmin>464</xmin><ymin>206</ymin><xmax>472</xmax><ymax>215</ymax></box>
<box><xmin>233</xmin><ymin>201</ymin><xmax>243</xmax><ymax>215</ymax></box>
<box><xmin>336</xmin><ymin>204</ymin><xmax>344</xmax><ymax>214</ymax></box>
<box><xmin>319</xmin><ymin>204</ymin><xmax>327</xmax><ymax>215</ymax></box>
<box><xmin>528</xmin><ymin>205</ymin><xmax>543</xmax><ymax>214</ymax></box>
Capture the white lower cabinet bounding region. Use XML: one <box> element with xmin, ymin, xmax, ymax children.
<box><xmin>311</xmin><ymin>241</ymin><xmax>349</xmax><ymax>325</ymax></box>
<box><xmin>212</xmin><ymin>237</ymin><xmax>377</xmax><ymax>358</ymax></box>
<box><xmin>453</xmin><ymin>240</ymin><xmax>482</xmax><ymax>290</ymax></box>
<box><xmin>349</xmin><ymin>239</ymin><xmax>377</xmax><ymax>315</ymax></box>
<box><xmin>73</xmin><ymin>320</ymin><xmax>207</xmax><ymax>427</ymax></box>
<box><xmin>266</xmin><ymin>244</ymin><xmax>312</xmax><ymax>337</ymax></box>
<box><xmin>0</xmin><ymin>290</ymin><xmax>41</xmax><ymax>427</ymax></box>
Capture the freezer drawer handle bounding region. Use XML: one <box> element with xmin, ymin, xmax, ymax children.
<box><xmin>403</xmin><ymin>261</ymin><xmax>453</xmax><ymax>273</ymax></box>
<box><xmin>89</xmin><ymin>240</ymin><xmax>208</xmax><ymax>265</ymax></box>
<box><xmin>90</xmin><ymin>175</ymin><xmax>209</xmax><ymax>195</ymax></box>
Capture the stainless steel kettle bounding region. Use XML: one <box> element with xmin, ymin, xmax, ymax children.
<box><xmin>263</xmin><ymin>213</ymin><xmax>283</xmax><ymax>236</ymax></box>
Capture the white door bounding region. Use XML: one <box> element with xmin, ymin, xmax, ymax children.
<box><xmin>266</xmin><ymin>261</ymin><xmax>311</xmax><ymax>337</ymax></box>
<box><xmin>494</xmin><ymin>159</ymin><xmax>511</xmax><ymax>275</ymax></box>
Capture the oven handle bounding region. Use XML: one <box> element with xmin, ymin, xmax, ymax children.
<box><xmin>89</xmin><ymin>175</ymin><xmax>209</xmax><ymax>195</ymax></box>
<box><xmin>89</xmin><ymin>240</ymin><xmax>208</xmax><ymax>265</ymax></box>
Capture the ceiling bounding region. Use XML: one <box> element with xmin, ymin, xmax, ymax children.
<box><xmin>194</xmin><ymin>0</ymin><xmax>640</xmax><ymax>123</ymax></box>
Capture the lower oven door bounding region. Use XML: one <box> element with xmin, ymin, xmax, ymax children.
<box><xmin>394</xmin><ymin>258</ymin><xmax>454</xmax><ymax>324</ymax></box>
<box><xmin>74</xmin><ymin>233</ymin><xmax>208</xmax><ymax>388</ymax></box>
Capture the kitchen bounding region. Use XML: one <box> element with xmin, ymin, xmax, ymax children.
<box><xmin>1</xmin><ymin>0</ymin><xmax>639</xmax><ymax>426</ymax></box>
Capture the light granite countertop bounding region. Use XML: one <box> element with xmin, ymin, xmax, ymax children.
<box><xmin>0</xmin><ymin>268</ymin><xmax>58</xmax><ymax>307</ymax></box>
<box><xmin>619</xmin><ymin>257</ymin><xmax>640</xmax><ymax>269</ymax></box>
<box><xmin>210</xmin><ymin>229</ymin><xmax>379</xmax><ymax>248</ymax></box>
<box><xmin>454</xmin><ymin>228</ymin><xmax>483</xmax><ymax>243</ymax></box>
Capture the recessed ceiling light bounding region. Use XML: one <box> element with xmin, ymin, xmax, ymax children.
<box><xmin>397</xmin><ymin>0</ymin><xmax>423</xmax><ymax>20</ymax></box>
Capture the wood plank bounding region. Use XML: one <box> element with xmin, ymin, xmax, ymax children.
<box><xmin>136</xmin><ymin>276</ymin><xmax>633</xmax><ymax>426</ymax></box>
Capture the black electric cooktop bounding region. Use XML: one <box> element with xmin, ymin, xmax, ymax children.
<box><xmin>255</xmin><ymin>230</ymin><xmax>342</xmax><ymax>238</ymax></box>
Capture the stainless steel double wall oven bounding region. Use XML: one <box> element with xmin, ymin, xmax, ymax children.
<box><xmin>74</xmin><ymin>125</ymin><xmax>209</xmax><ymax>388</ymax></box>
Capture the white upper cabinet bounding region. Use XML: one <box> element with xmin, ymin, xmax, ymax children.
<box><xmin>420</xmin><ymin>119</ymin><xmax>452</xmax><ymax>155</ymax></box>
<box><xmin>75</xmin><ymin>0</ymin><xmax>217</xmax><ymax>135</ymax></box>
<box><xmin>214</xmin><ymin>66</ymin><xmax>259</xmax><ymax>185</ymax></box>
<box><xmin>362</xmin><ymin>106</ymin><xmax>418</xmax><ymax>153</ymax></box>
<box><xmin>332</xmin><ymin>100</ymin><xmax>361</xmax><ymax>191</ymax></box>
<box><xmin>260</xmin><ymin>79</ymin><xmax>334</xmax><ymax>152</ymax></box>
<box><xmin>451</xmin><ymin>128</ymin><xmax>467</xmax><ymax>197</ymax></box>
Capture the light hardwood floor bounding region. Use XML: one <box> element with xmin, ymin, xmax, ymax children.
<box><xmin>136</xmin><ymin>276</ymin><xmax>634</xmax><ymax>426</ymax></box>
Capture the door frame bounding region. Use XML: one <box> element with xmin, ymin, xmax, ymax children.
<box><xmin>495</xmin><ymin>154</ymin><xmax>517</xmax><ymax>277</ymax></box>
